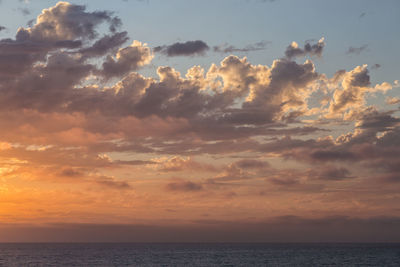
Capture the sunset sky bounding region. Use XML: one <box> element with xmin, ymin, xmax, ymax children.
<box><xmin>0</xmin><ymin>0</ymin><xmax>400</xmax><ymax>242</ymax></box>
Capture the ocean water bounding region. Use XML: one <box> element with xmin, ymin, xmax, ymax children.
<box><xmin>0</xmin><ymin>243</ymin><xmax>399</xmax><ymax>266</ymax></box>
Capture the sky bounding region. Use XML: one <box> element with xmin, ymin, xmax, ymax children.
<box><xmin>0</xmin><ymin>0</ymin><xmax>399</xmax><ymax>242</ymax></box>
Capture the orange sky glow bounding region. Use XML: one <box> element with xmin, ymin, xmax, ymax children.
<box><xmin>0</xmin><ymin>1</ymin><xmax>399</xmax><ymax>242</ymax></box>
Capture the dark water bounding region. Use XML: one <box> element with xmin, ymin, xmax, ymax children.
<box><xmin>0</xmin><ymin>243</ymin><xmax>399</xmax><ymax>266</ymax></box>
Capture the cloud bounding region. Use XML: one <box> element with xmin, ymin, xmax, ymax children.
<box><xmin>371</xmin><ymin>63</ymin><xmax>381</xmax><ymax>69</ymax></box>
<box><xmin>59</xmin><ymin>167</ymin><xmax>85</xmax><ymax>177</ymax></box>
<box><xmin>165</xmin><ymin>180</ymin><xmax>203</xmax><ymax>192</ymax></box>
<box><xmin>207</xmin><ymin>159</ymin><xmax>270</xmax><ymax>183</ymax></box>
<box><xmin>56</xmin><ymin>166</ymin><xmax>133</xmax><ymax>190</ymax></box>
<box><xmin>0</xmin><ymin>26</ymin><xmax>5</xmax><ymax>32</ymax></box>
<box><xmin>310</xmin><ymin>150</ymin><xmax>356</xmax><ymax>161</ymax></box>
<box><xmin>315</xmin><ymin>166</ymin><xmax>354</xmax><ymax>180</ymax></box>
<box><xmin>93</xmin><ymin>175</ymin><xmax>132</xmax><ymax>190</ymax></box>
<box><xmin>16</xmin><ymin>2</ymin><xmax>120</xmax><ymax>43</ymax></box>
<box><xmin>101</xmin><ymin>40</ymin><xmax>153</xmax><ymax>78</ymax></box>
<box><xmin>270</xmin><ymin>177</ymin><xmax>300</xmax><ymax>186</ymax></box>
<box><xmin>284</xmin><ymin>38</ymin><xmax>325</xmax><ymax>59</ymax></box>
<box><xmin>205</xmin><ymin>56</ymin><xmax>319</xmax><ymax>126</ymax></box>
<box><xmin>156</xmin><ymin>156</ymin><xmax>218</xmax><ymax>172</ymax></box>
<box><xmin>154</xmin><ymin>40</ymin><xmax>209</xmax><ymax>56</ymax></box>
<box><xmin>232</xmin><ymin>159</ymin><xmax>269</xmax><ymax>169</ymax></box>
<box><xmin>0</xmin><ymin>34</ymin><xmax>322</xmax><ymax>145</ymax></box>
<box><xmin>213</xmin><ymin>41</ymin><xmax>269</xmax><ymax>54</ymax></box>
<box><xmin>346</xmin><ymin>44</ymin><xmax>368</xmax><ymax>55</ymax></box>
<box><xmin>18</xmin><ymin>7</ymin><xmax>31</xmax><ymax>16</ymax></box>
<box><xmin>0</xmin><ymin>2</ymin><xmax>123</xmax><ymax>80</ymax></box>
<box><xmin>386</xmin><ymin>97</ymin><xmax>400</xmax><ymax>105</ymax></box>
<box><xmin>328</xmin><ymin>65</ymin><xmax>371</xmax><ymax>115</ymax></box>
<box><xmin>79</xmin><ymin>31</ymin><xmax>129</xmax><ymax>58</ymax></box>
<box><xmin>356</xmin><ymin>109</ymin><xmax>400</xmax><ymax>131</ymax></box>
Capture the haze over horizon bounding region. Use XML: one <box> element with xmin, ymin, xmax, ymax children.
<box><xmin>0</xmin><ymin>0</ymin><xmax>399</xmax><ymax>242</ymax></box>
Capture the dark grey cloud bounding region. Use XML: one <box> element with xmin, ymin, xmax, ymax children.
<box><xmin>108</xmin><ymin>17</ymin><xmax>122</xmax><ymax>33</ymax></box>
<box><xmin>359</xmin><ymin>12</ymin><xmax>366</xmax><ymax>18</ymax></box>
<box><xmin>371</xmin><ymin>63</ymin><xmax>381</xmax><ymax>69</ymax></box>
<box><xmin>349</xmin><ymin>66</ymin><xmax>370</xmax><ymax>87</ymax></box>
<box><xmin>154</xmin><ymin>40</ymin><xmax>209</xmax><ymax>57</ymax></box>
<box><xmin>311</xmin><ymin>150</ymin><xmax>357</xmax><ymax>161</ymax></box>
<box><xmin>165</xmin><ymin>180</ymin><xmax>203</xmax><ymax>192</ymax></box>
<box><xmin>18</xmin><ymin>7</ymin><xmax>31</xmax><ymax>16</ymax></box>
<box><xmin>233</xmin><ymin>159</ymin><xmax>269</xmax><ymax>169</ymax></box>
<box><xmin>357</xmin><ymin>110</ymin><xmax>400</xmax><ymax>131</ymax></box>
<box><xmin>379</xmin><ymin>172</ymin><xmax>400</xmax><ymax>182</ymax></box>
<box><xmin>285</xmin><ymin>38</ymin><xmax>325</xmax><ymax>59</ymax></box>
<box><xmin>55</xmin><ymin>166</ymin><xmax>132</xmax><ymax>190</ymax></box>
<box><xmin>0</xmin><ymin>26</ymin><xmax>5</xmax><ymax>32</ymax></box>
<box><xmin>101</xmin><ymin>41</ymin><xmax>153</xmax><ymax>79</ymax></box>
<box><xmin>26</xmin><ymin>19</ymin><xmax>35</xmax><ymax>27</ymax></box>
<box><xmin>346</xmin><ymin>44</ymin><xmax>368</xmax><ymax>55</ymax></box>
<box><xmin>316</xmin><ymin>166</ymin><xmax>354</xmax><ymax>180</ymax></box>
<box><xmin>94</xmin><ymin>175</ymin><xmax>132</xmax><ymax>190</ymax></box>
<box><xmin>60</xmin><ymin>167</ymin><xmax>85</xmax><ymax>177</ymax></box>
<box><xmin>0</xmin><ymin>41</ymin><xmax>78</xmax><ymax>72</ymax></box>
<box><xmin>376</xmin><ymin>126</ymin><xmax>400</xmax><ymax>147</ymax></box>
<box><xmin>213</xmin><ymin>41</ymin><xmax>269</xmax><ymax>54</ymax></box>
<box><xmin>79</xmin><ymin>31</ymin><xmax>129</xmax><ymax>58</ymax></box>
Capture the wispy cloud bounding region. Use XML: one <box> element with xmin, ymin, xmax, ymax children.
<box><xmin>346</xmin><ymin>44</ymin><xmax>368</xmax><ymax>55</ymax></box>
<box><xmin>213</xmin><ymin>41</ymin><xmax>270</xmax><ymax>54</ymax></box>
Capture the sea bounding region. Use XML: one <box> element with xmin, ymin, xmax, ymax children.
<box><xmin>0</xmin><ymin>243</ymin><xmax>399</xmax><ymax>266</ymax></box>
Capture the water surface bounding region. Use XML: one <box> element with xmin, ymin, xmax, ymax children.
<box><xmin>0</xmin><ymin>243</ymin><xmax>399</xmax><ymax>266</ymax></box>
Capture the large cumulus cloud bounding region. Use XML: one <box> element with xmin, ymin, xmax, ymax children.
<box><xmin>16</xmin><ymin>1</ymin><xmax>120</xmax><ymax>43</ymax></box>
